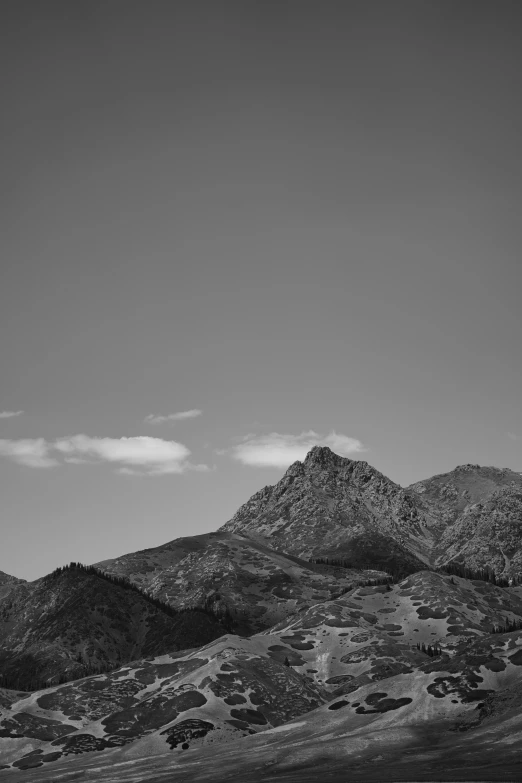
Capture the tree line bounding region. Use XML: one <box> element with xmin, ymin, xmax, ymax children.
<box><xmin>491</xmin><ymin>617</ymin><xmax>522</xmax><ymax>634</ymax></box>
<box><xmin>308</xmin><ymin>557</ymin><xmax>521</xmax><ymax>588</ymax></box>
<box><xmin>437</xmin><ymin>562</ymin><xmax>519</xmax><ymax>587</ymax></box>
<box><xmin>416</xmin><ymin>642</ymin><xmax>442</xmax><ymax>657</ymax></box>
<box><xmin>0</xmin><ymin>658</ymin><xmax>117</xmax><ymax>693</ymax></box>
<box><xmin>44</xmin><ymin>562</ymin><xmax>235</xmax><ymax>630</ymax></box>
<box><xmin>308</xmin><ymin>558</ymin><xmax>400</xmax><ymax>583</ymax></box>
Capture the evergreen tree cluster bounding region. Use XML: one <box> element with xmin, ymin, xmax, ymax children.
<box><xmin>309</xmin><ymin>557</ymin><xmax>521</xmax><ymax>588</ymax></box>
<box><xmin>437</xmin><ymin>562</ymin><xmax>519</xmax><ymax>587</ymax></box>
<box><xmin>491</xmin><ymin>617</ymin><xmax>522</xmax><ymax>634</ymax></box>
<box><xmin>0</xmin><ymin>658</ymin><xmax>116</xmax><ymax>693</ymax></box>
<box><xmin>416</xmin><ymin>642</ymin><xmax>442</xmax><ymax>657</ymax></box>
<box><xmin>308</xmin><ymin>558</ymin><xmax>396</xmax><ymax>584</ymax></box>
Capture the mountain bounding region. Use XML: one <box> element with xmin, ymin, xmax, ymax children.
<box><xmin>408</xmin><ymin>463</ymin><xmax>522</xmax><ymax>524</ymax></box>
<box><xmin>3</xmin><ymin>571</ymin><xmax>522</xmax><ymax>778</ymax></box>
<box><xmin>96</xmin><ymin>531</ymin><xmax>389</xmax><ymax>633</ymax></box>
<box><xmin>0</xmin><ymin>565</ymin><xmax>227</xmax><ymax>691</ymax></box>
<box><xmin>223</xmin><ymin>448</ymin><xmax>522</xmax><ymax>579</ymax></box>
<box><xmin>221</xmin><ymin>446</ymin><xmax>441</xmax><ymax>573</ymax></box>
<box><xmin>2</xmin><ymin>447</ymin><xmax>522</xmax><ymax>780</ymax></box>
<box><xmin>0</xmin><ymin>571</ymin><xmax>25</xmax><ymax>602</ymax></box>
<box><xmin>408</xmin><ymin>466</ymin><xmax>522</xmax><ymax>577</ymax></box>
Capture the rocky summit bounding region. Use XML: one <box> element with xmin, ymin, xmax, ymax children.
<box><xmin>1</xmin><ymin>447</ymin><xmax>522</xmax><ymax>781</ymax></box>
<box><xmin>222</xmin><ymin>446</ymin><xmax>522</xmax><ymax>578</ymax></box>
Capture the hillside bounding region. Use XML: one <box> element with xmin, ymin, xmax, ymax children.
<box><xmin>96</xmin><ymin>531</ymin><xmax>389</xmax><ymax>633</ymax></box>
<box><xmin>434</xmin><ymin>486</ymin><xmax>522</xmax><ymax>577</ymax></box>
<box><xmin>409</xmin><ymin>464</ymin><xmax>522</xmax><ymax>577</ymax></box>
<box><xmin>2</xmin><ymin>571</ymin><xmax>522</xmax><ymax>777</ymax></box>
<box><xmin>0</xmin><ymin>565</ymin><xmax>227</xmax><ymax>691</ymax></box>
<box><xmin>408</xmin><ymin>463</ymin><xmax>522</xmax><ymax>523</ymax></box>
<box><xmin>0</xmin><ymin>571</ymin><xmax>25</xmax><ymax>602</ymax></box>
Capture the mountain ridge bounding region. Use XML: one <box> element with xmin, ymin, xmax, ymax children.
<box><xmin>221</xmin><ymin>447</ymin><xmax>522</xmax><ymax>578</ymax></box>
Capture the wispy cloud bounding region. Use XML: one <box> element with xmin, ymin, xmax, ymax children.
<box><xmin>507</xmin><ymin>432</ymin><xmax>519</xmax><ymax>441</ymax></box>
<box><xmin>0</xmin><ymin>410</ymin><xmax>24</xmax><ymax>419</ymax></box>
<box><xmin>227</xmin><ymin>430</ymin><xmax>365</xmax><ymax>469</ymax></box>
<box><xmin>0</xmin><ymin>438</ymin><xmax>58</xmax><ymax>468</ymax></box>
<box><xmin>144</xmin><ymin>409</ymin><xmax>203</xmax><ymax>425</ymax></box>
<box><xmin>0</xmin><ymin>434</ymin><xmax>210</xmax><ymax>475</ymax></box>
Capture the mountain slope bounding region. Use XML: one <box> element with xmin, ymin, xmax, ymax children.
<box><xmin>408</xmin><ymin>464</ymin><xmax>522</xmax><ymax>577</ymax></box>
<box><xmin>0</xmin><ymin>566</ymin><xmax>227</xmax><ymax>690</ymax></box>
<box><xmin>435</xmin><ymin>486</ymin><xmax>522</xmax><ymax>577</ymax></box>
<box><xmin>96</xmin><ymin>531</ymin><xmax>388</xmax><ymax>633</ymax></box>
<box><xmin>3</xmin><ymin>571</ymin><xmax>522</xmax><ymax>779</ymax></box>
<box><xmin>408</xmin><ymin>463</ymin><xmax>522</xmax><ymax>524</ymax></box>
<box><xmin>0</xmin><ymin>571</ymin><xmax>25</xmax><ymax>602</ymax></box>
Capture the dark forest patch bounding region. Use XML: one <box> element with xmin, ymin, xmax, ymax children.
<box><xmin>1</xmin><ymin>713</ymin><xmax>77</xmax><ymax>741</ymax></box>
<box><xmin>508</xmin><ymin>649</ymin><xmax>522</xmax><ymax>665</ymax></box>
<box><xmin>325</xmin><ymin>675</ymin><xmax>354</xmax><ymax>685</ymax></box>
<box><xmin>229</xmin><ymin>708</ymin><xmax>268</xmax><ymax>725</ymax></box>
<box><xmin>224</xmin><ymin>694</ymin><xmax>247</xmax><ymax>705</ymax></box>
<box><xmin>354</xmin><ymin>692</ymin><xmax>413</xmax><ymax>714</ymax></box>
<box><xmin>161</xmin><ymin>719</ymin><xmax>215</xmax><ymax>749</ymax></box>
<box><xmin>416</xmin><ymin>606</ymin><xmax>448</xmax><ymax>620</ymax></box>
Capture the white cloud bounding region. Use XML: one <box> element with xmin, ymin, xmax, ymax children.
<box><xmin>0</xmin><ymin>433</ymin><xmax>210</xmax><ymax>475</ymax></box>
<box><xmin>0</xmin><ymin>410</ymin><xmax>24</xmax><ymax>419</ymax></box>
<box><xmin>0</xmin><ymin>438</ymin><xmax>58</xmax><ymax>468</ymax></box>
<box><xmin>54</xmin><ymin>434</ymin><xmax>200</xmax><ymax>475</ymax></box>
<box><xmin>228</xmin><ymin>430</ymin><xmax>365</xmax><ymax>468</ymax></box>
<box><xmin>144</xmin><ymin>410</ymin><xmax>202</xmax><ymax>425</ymax></box>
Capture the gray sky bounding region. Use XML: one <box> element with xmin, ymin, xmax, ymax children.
<box><xmin>1</xmin><ymin>1</ymin><xmax>521</xmax><ymax>581</ymax></box>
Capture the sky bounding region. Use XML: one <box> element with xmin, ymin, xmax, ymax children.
<box><xmin>1</xmin><ymin>0</ymin><xmax>521</xmax><ymax>581</ymax></box>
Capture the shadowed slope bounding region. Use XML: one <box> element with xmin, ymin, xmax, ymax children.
<box><xmin>0</xmin><ymin>567</ymin><xmax>227</xmax><ymax>691</ymax></box>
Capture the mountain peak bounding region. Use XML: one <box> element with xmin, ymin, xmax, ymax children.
<box><xmin>221</xmin><ymin>448</ymin><xmax>427</xmax><ymax>573</ymax></box>
<box><xmin>302</xmin><ymin>445</ymin><xmax>358</xmax><ymax>470</ymax></box>
<box><xmin>303</xmin><ymin>445</ymin><xmax>339</xmax><ymax>465</ymax></box>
